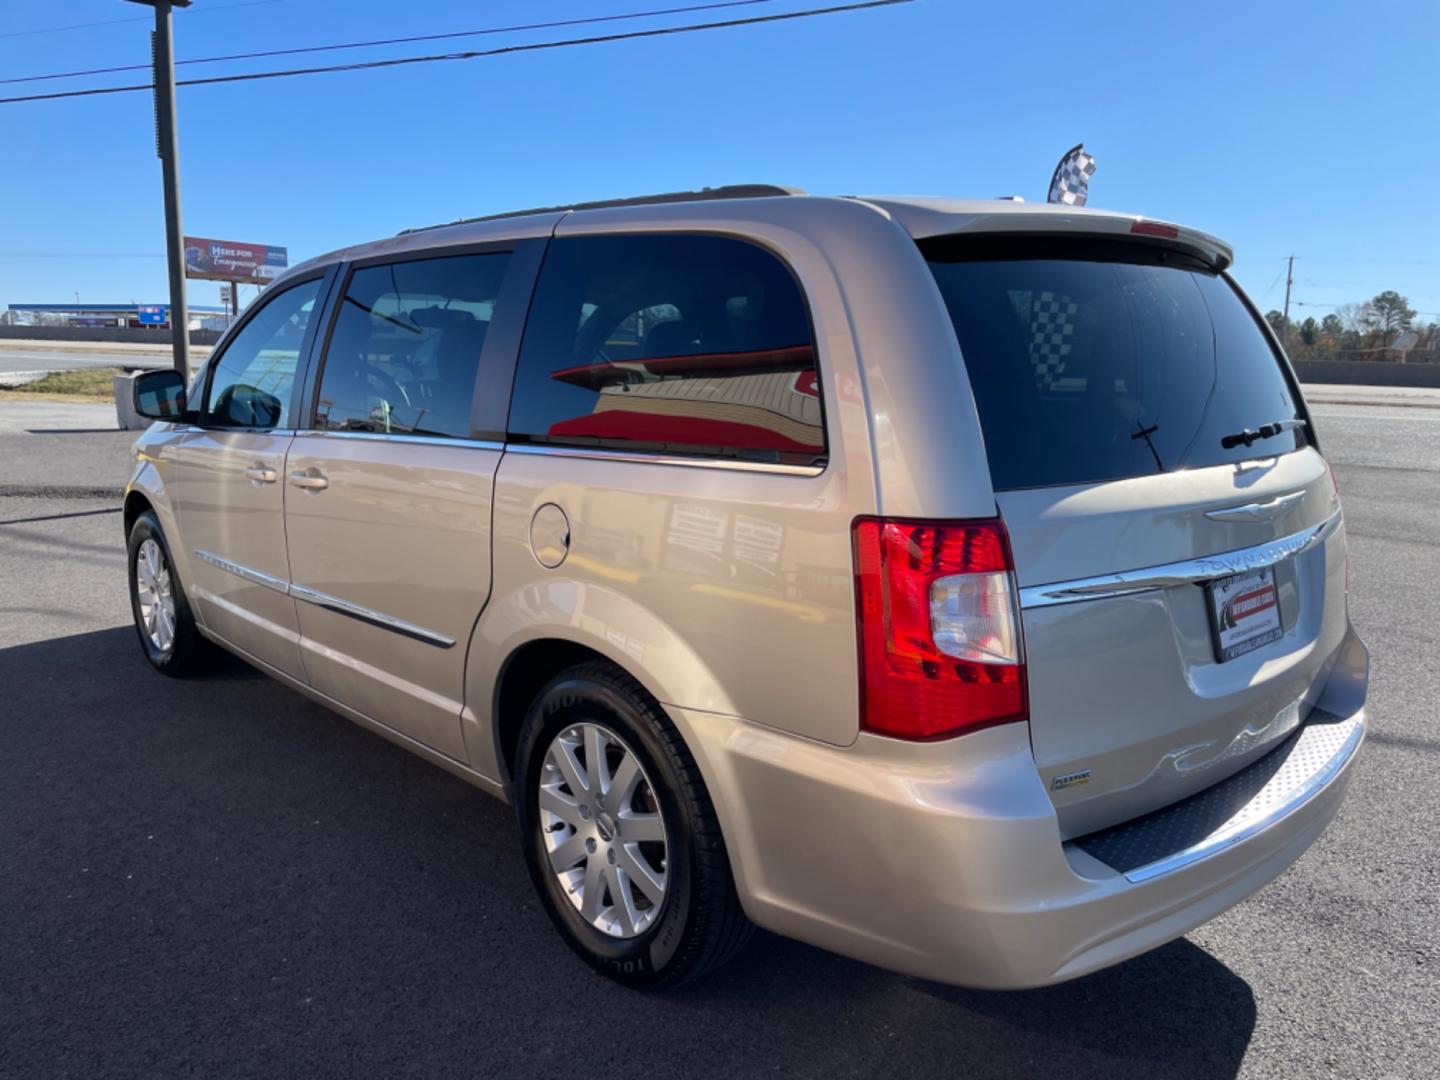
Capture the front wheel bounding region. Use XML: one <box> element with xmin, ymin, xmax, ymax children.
<box><xmin>514</xmin><ymin>662</ymin><xmax>752</xmax><ymax>988</ymax></box>
<box><xmin>127</xmin><ymin>510</ymin><xmax>211</xmax><ymax>676</ymax></box>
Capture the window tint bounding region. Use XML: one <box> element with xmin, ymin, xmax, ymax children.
<box><xmin>203</xmin><ymin>278</ymin><xmax>322</xmax><ymax>428</ymax></box>
<box><xmin>315</xmin><ymin>252</ymin><xmax>510</xmax><ymax>439</ymax></box>
<box><xmin>922</xmin><ymin>238</ymin><xmax>1306</xmax><ymax>490</ymax></box>
<box><xmin>508</xmin><ymin>234</ymin><xmax>823</xmax><ymax>465</ymax></box>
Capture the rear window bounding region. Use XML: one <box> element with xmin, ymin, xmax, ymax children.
<box><xmin>508</xmin><ymin>233</ymin><xmax>824</xmax><ymax>465</ymax></box>
<box><xmin>922</xmin><ymin>237</ymin><xmax>1307</xmax><ymax>491</ymax></box>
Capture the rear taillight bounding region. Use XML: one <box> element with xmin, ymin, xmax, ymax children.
<box><xmin>853</xmin><ymin>518</ymin><xmax>1028</xmax><ymax>740</ymax></box>
<box><xmin>1130</xmin><ymin>220</ymin><xmax>1181</xmax><ymax>238</ymax></box>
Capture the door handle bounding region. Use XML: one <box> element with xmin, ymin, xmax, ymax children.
<box><xmin>243</xmin><ymin>465</ymin><xmax>278</xmax><ymax>484</ymax></box>
<box><xmin>288</xmin><ymin>469</ymin><xmax>329</xmax><ymax>492</ymax></box>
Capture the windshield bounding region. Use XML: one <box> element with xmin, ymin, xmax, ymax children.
<box><xmin>922</xmin><ymin>237</ymin><xmax>1307</xmax><ymax>491</ymax></box>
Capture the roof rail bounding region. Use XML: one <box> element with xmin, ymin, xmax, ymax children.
<box><xmin>399</xmin><ymin>184</ymin><xmax>805</xmax><ymax>235</ymax></box>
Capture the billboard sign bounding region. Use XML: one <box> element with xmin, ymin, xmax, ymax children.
<box><xmin>137</xmin><ymin>305</ymin><xmax>168</xmax><ymax>326</ymax></box>
<box><xmin>183</xmin><ymin>236</ymin><xmax>288</xmax><ymax>284</ymax></box>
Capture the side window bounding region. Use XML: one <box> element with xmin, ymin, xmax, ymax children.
<box><xmin>314</xmin><ymin>252</ymin><xmax>510</xmax><ymax>439</ymax></box>
<box><xmin>508</xmin><ymin>234</ymin><xmax>824</xmax><ymax>465</ymax></box>
<box><xmin>203</xmin><ymin>278</ymin><xmax>322</xmax><ymax>428</ymax></box>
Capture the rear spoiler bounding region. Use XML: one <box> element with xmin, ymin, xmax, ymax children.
<box><xmin>865</xmin><ymin>200</ymin><xmax>1234</xmax><ymax>271</ymax></box>
<box><xmin>927</xmin><ymin>214</ymin><xmax>1232</xmax><ymax>272</ymax></box>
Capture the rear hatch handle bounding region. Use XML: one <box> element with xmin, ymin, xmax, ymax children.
<box><xmin>1019</xmin><ymin>510</ymin><xmax>1341</xmax><ymax>608</ymax></box>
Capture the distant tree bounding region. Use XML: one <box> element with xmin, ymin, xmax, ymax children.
<box><xmin>1321</xmin><ymin>313</ymin><xmax>1344</xmax><ymax>338</ymax></box>
<box><xmin>1264</xmin><ymin>310</ymin><xmax>1289</xmax><ymax>339</ymax></box>
<box><xmin>1335</xmin><ymin>303</ymin><xmax>1370</xmax><ymax>334</ymax></box>
<box><xmin>1364</xmin><ymin>290</ymin><xmax>1417</xmax><ymax>348</ymax></box>
<box><xmin>1299</xmin><ymin>316</ymin><xmax>1318</xmax><ymax>347</ymax></box>
<box><xmin>1420</xmin><ymin>323</ymin><xmax>1440</xmax><ymax>363</ymax></box>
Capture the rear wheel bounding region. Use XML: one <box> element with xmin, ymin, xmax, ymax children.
<box><xmin>127</xmin><ymin>511</ymin><xmax>211</xmax><ymax>676</ymax></box>
<box><xmin>514</xmin><ymin>662</ymin><xmax>752</xmax><ymax>988</ymax></box>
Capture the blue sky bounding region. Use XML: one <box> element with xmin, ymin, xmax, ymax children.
<box><xmin>2</xmin><ymin>0</ymin><xmax>1437</xmax><ymax>321</ymax></box>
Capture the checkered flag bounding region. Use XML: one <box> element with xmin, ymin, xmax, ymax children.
<box><xmin>1028</xmin><ymin>291</ymin><xmax>1078</xmax><ymax>388</ymax></box>
<box><xmin>1047</xmin><ymin>143</ymin><xmax>1096</xmax><ymax>207</ymax></box>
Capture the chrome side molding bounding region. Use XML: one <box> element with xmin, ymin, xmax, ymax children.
<box><xmin>504</xmin><ymin>442</ymin><xmax>826</xmax><ymax>477</ymax></box>
<box><xmin>1018</xmin><ymin>509</ymin><xmax>1341</xmax><ymax>609</ymax></box>
<box><xmin>288</xmin><ymin>584</ymin><xmax>456</xmax><ymax>648</ymax></box>
<box><xmin>194</xmin><ymin>549</ymin><xmax>289</xmax><ymax>594</ymax></box>
<box><xmin>279</xmin><ymin>429</ymin><xmax>819</xmax><ymax>473</ymax></box>
<box><xmin>292</xmin><ymin>429</ymin><xmax>505</xmax><ymax>452</ymax></box>
<box><xmin>194</xmin><ymin>549</ymin><xmax>454</xmax><ymax>648</ymax></box>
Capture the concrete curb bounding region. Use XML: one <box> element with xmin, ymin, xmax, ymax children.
<box><xmin>0</xmin><ymin>371</ymin><xmax>52</xmax><ymax>388</ymax></box>
<box><xmin>0</xmin><ymin>484</ymin><xmax>124</xmax><ymax>499</ymax></box>
<box><xmin>1307</xmin><ymin>397</ymin><xmax>1440</xmax><ymax>410</ymax></box>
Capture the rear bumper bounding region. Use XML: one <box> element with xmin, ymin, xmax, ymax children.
<box><xmin>670</xmin><ymin>625</ymin><xmax>1368</xmax><ymax>989</ymax></box>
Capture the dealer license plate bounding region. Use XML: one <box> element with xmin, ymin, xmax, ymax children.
<box><xmin>1207</xmin><ymin>567</ymin><xmax>1283</xmax><ymax>663</ymax></box>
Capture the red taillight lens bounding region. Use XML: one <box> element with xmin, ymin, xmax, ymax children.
<box><xmin>853</xmin><ymin>517</ymin><xmax>1028</xmax><ymax>740</ymax></box>
<box><xmin>1130</xmin><ymin>220</ymin><xmax>1181</xmax><ymax>238</ymax></box>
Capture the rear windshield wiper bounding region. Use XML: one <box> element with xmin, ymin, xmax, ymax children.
<box><xmin>1220</xmin><ymin>418</ymin><xmax>1307</xmax><ymax>450</ymax></box>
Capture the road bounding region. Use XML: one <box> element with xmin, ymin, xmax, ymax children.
<box><xmin>1</xmin><ymin>401</ymin><xmax>1436</xmax><ymax>1079</ymax></box>
<box><xmin>0</xmin><ymin>348</ymin><xmax>171</xmax><ymax>377</ymax></box>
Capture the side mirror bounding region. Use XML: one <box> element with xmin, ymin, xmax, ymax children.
<box><xmin>133</xmin><ymin>369</ymin><xmax>188</xmax><ymax>421</ymax></box>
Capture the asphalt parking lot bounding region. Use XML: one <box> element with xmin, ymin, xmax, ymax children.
<box><xmin>1</xmin><ymin>396</ymin><xmax>1436</xmax><ymax>1079</ymax></box>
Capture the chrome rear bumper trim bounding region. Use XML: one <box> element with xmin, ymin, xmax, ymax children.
<box><xmin>1123</xmin><ymin>710</ymin><xmax>1364</xmax><ymax>884</ymax></box>
<box><xmin>1018</xmin><ymin>509</ymin><xmax>1341</xmax><ymax>609</ymax></box>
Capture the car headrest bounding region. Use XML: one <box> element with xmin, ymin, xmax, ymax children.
<box><xmin>435</xmin><ymin>320</ymin><xmax>491</xmax><ymax>380</ymax></box>
<box><xmin>643</xmin><ymin>320</ymin><xmax>703</xmax><ymax>358</ymax></box>
<box><xmin>409</xmin><ymin>306</ymin><xmax>477</xmax><ymax>330</ymax></box>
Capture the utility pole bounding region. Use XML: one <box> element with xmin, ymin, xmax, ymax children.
<box><xmin>1281</xmin><ymin>255</ymin><xmax>1294</xmax><ymax>348</ymax></box>
<box><xmin>126</xmin><ymin>0</ymin><xmax>192</xmax><ymax>379</ymax></box>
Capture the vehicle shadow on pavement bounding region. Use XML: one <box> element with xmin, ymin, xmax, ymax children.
<box><xmin>1</xmin><ymin>626</ymin><xmax>1255</xmax><ymax>1080</ymax></box>
<box><xmin>683</xmin><ymin>928</ymin><xmax>1255</xmax><ymax>1079</ymax></box>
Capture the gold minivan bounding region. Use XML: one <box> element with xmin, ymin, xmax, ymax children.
<box><xmin>125</xmin><ymin>186</ymin><xmax>1367</xmax><ymax>989</ymax></box>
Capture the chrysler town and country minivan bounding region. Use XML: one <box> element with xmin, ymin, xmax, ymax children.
<box><xmin>125</xmin><ymin>185</ymin><xmax>1368</xmax><ymax>989</ymax></box>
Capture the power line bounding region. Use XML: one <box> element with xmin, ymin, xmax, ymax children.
<box><xmin>0</xmin><ymin>0</ymin><xmax>282</xmax><ymax>41</ymax></box>
<box><xmin>0</xmin><ymin>0</ymin><xmax>913</xmax><ymax>107</ymax></box>
<box><xmin>1259</xmin><ymin>259</ymin><xmax>1288</xmax><ymax>302</ymax></box>
<box><xmin>1250</xmin><ymin>254</ymin><xmax>1436</xmax><ymax>268</ymax></box>
<box><xmin>0</xmin><ymin>0</ymin><xmax>774</xmax><ymax>86</ymax></box>
<box><xmin>1292</xmin><ymin>300</ymin><xmax>1440</xmax><ymax>317</ymax></box>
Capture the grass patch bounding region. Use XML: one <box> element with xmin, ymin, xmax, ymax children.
<box><xmin>0</xmin><ymin>368</ymin><xmax>118</xmax><ymax>402</ymax></box>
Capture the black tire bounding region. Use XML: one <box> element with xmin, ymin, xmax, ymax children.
<box><xmin>126</xmin><ymin>510</ymin><xmax>212</xmax><ymax>677</ymax></box>
<box><xmin>514</xmin><ymin>661</ymin><xmax>752</xmax><ymax>989</ymax></box>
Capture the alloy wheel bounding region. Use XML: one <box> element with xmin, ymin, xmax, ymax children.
<box><xmin>135</xmin><ymin>537</ymin><xmax>177</xmax><ymax>654</ymax></box>
<box><xmin>538</xmin><ymin>722</ymin><xmax>668</xmax><ymax>939</ymax></box>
